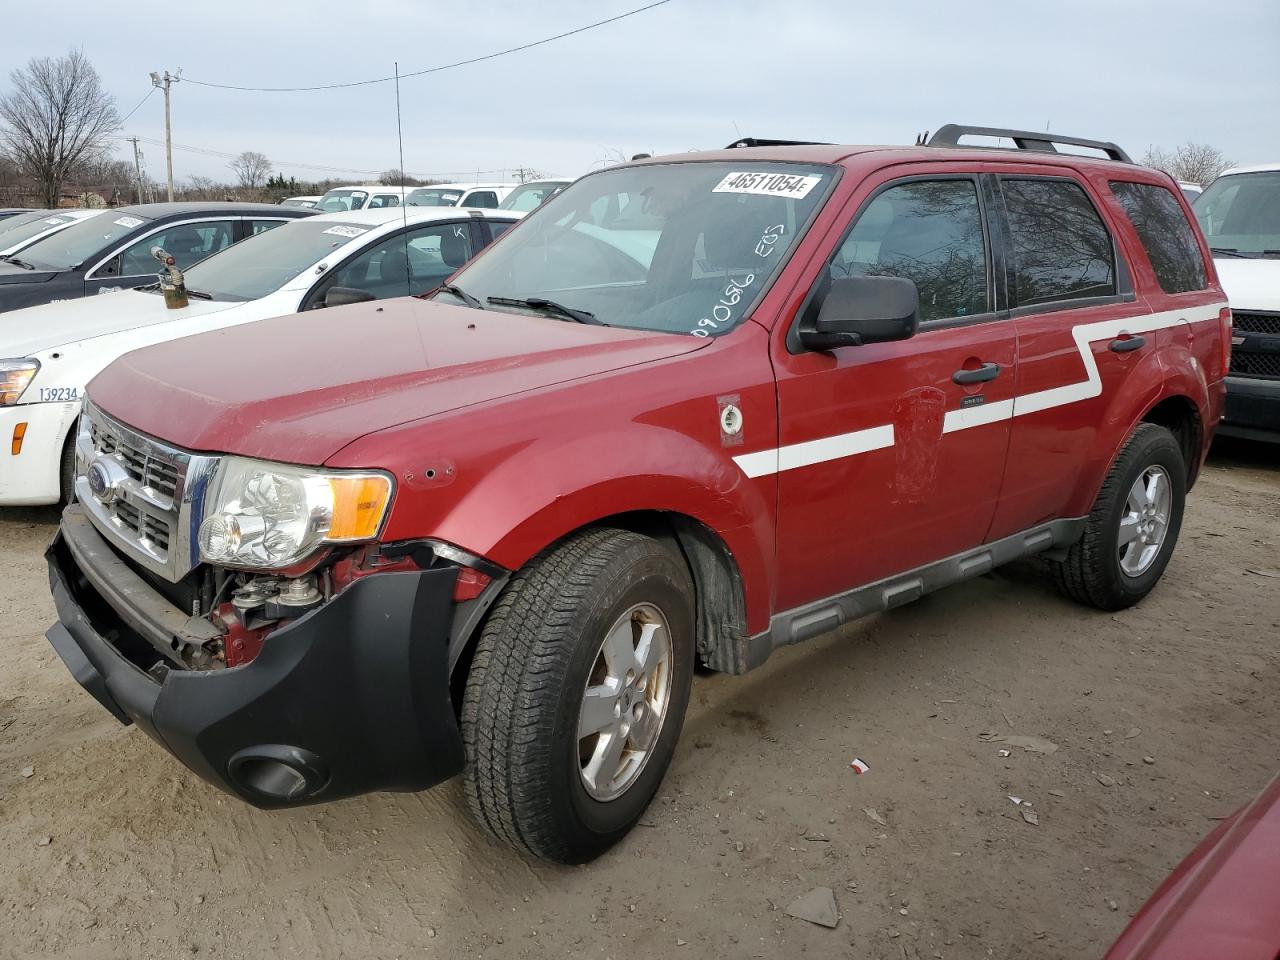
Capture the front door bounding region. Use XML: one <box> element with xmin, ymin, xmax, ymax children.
<box><xmin>85</xmin><ymin>219</ymin><xmax>237</xmax><ymax>296</ymax></box>
<box><xmin>770</xmin><ymin>170</ymin><xmax>1016</xmax><ymax>612</ymax></box>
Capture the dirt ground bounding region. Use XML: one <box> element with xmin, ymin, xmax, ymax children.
<box><xmin>1</xmin><ymin>438</ymin><xmax>1277</xmax><ymax>960</ymax></box>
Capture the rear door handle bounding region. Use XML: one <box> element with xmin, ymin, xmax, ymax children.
<box><xmin>952</xmin><ymin>362</ymin><xmax>1001</xmax><ymax>385</ymax></box>
<box><xmin>1109</xmin><ymin>335</ymin><xmax>1146</xmax><ymax>353</ymax></box>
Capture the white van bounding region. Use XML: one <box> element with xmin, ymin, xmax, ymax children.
<box><xmin>313</xmin><ymin>185</ymin><xmax>415</xmax><ymax>213</ymax></box>
<box><xmin>404</xmin><ymin>183</ymin><xmax>515</xmax><ymax>209</ymax></box>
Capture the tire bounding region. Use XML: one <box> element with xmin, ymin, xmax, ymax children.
<box><xmin>58</xmin><ymin>432</ymin><xmax>77</xmax><ymax>507</ymax></box>
<box><xmin>1052</xmin><ymin>422</ymin><xmax>1186</xmax><ymax>611</ymax></box>
<box><xmin>462</xmin><ymin>528</ymin><xmax>695</xmax><ymax>863</ymax></box>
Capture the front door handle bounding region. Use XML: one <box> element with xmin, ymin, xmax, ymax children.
<box><xmin>952</xmin><ymin>362</ymin><xmax>1001</xmax><ymax>385</ymax></box>
<box><xmin>1109</xmin><ymin>335</ymin><xmax>1146</xmax><ymax>353</ymax></box>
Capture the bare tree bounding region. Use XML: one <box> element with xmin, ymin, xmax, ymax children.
<box><xmin>0</xmin><ymin>50</ymin><xmax>119</xmax><ymax>208</ymax></box>
<box><xmin>379</xmin><ymin>168</ymin><xmax>423</xmax><ymax>187</ymax></box>
<box><xmin>1142</xmin><ymin>143</ymin><xmax>1233</xmax><ymax>187</ymax></box>
<box><xmin>230</xmin><ymin>150</ymin><xmax>272</xmax><ymax>189</ymax></box>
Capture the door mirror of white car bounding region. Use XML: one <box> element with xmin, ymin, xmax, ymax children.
<box><xmin>801</xmin><ymin>275</ymin><xmax>919</xmax><ymax>351</ymax></box>
<box><xmin>323</xmin><ymin>286</ymin><xmax>377</xmax><ymax>309</ymax></box>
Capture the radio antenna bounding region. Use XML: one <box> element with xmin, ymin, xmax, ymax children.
<box><xmin>395</xmin><ymin>61</ymin><xmax>411</xmax><ymax>297</ymax></box>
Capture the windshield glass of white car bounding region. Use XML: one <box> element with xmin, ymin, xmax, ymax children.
<box><xmin>439</xmin><ymin>162</ymin><xmax>833</xmax><ymax>337</ymax></box>
<box><xmin>0</xmin><ymin>213</ymin><xmax>74</xmax><ymax>251</ymax></box>
<box><xmin>315</xmin><ymin>190</ymin><xmax>369</xmax><ymax>213</ymax></box>
<box><xmin>176</xmin><ymin>219</ymin><xmax>373</xmax><ymax>301</ymax></box>
<box><xmin>406</xmin><ymin>188</ymin><xmax>464</xmax><ymax>207</ymax></box>
<box><xmin>15</xmin><ymin>213</ymin><xmax>153</xmax><ymax>271</ymax></box>
<box><xmin>1194</xmin><ymin>170</ymin><xmax>1280</xmax><ymax>258</ymax></box>
<box><xmin>500</xmin><ymin>182</ymin><xmax>568</xmax><ymax>212</ymax></box>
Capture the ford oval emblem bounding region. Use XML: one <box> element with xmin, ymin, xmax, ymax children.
<box><xmin>86</xmin><ymin>460</ymin><xmax>116</xmax><ymax>504</ymax></box>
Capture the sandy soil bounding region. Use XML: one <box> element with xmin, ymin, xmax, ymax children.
<box><xmin>1</xmin><ymin>438</ymin><xmax>1277</xmax><ymax>960</ymax></box>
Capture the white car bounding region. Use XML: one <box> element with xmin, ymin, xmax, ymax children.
<box><xmin>0</xmin><ymin>205</ymin><xmax>522</xmax><ymax>506</ymax></box>
<box><xmin>0</xmin><ymin>209</ymin><xmax>103</xmax><ymax>257</ymax></box>
<box><xmin>313</xmin><ymin>185</ymin><xmax>415</xmax><ymax>212</ymax></box>
<box><xmin>405</xmin><ymin>183</ymin><xmax>515</xmax><ymax>209</ymax></box>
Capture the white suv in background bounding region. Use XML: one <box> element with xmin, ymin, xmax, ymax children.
<box><xmin>313</xmin><ymin>185</ymin><xmax>415</xmax><ymax>212</ymax></box>
<box><xmin>404</xmin><ymin>183</ymin><xmax>514</xmax><ymax>209</ymax></box>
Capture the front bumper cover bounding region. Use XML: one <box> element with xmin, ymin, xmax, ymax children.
<box><xmin>1220</xmin><ymin>375</ymin><xmax>1280</xmax><ymax>442</ymax></box>
<box><xmin>46</xmin><ymin>506</ymin><xmax>465</xmax><ymax>808</ymax></box>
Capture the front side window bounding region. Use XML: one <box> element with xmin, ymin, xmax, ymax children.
<box><xmin>1193</xmin><ymin>170</ymin><xmax>1280</xmax><ymax>258</ymax></box>
<box><xmin>315</xmin><ymin>190</ymin><xmax>368</xmax><ymax>212</ymax></box>
<box><xmin>441</xmin><ymin>161</ymin><xmax>834</xmax><ymax>337</ymax></box>
<box><xmin>1110</xmin><ymin>181</ymin><xmax>1207</xmax><ymax>294</ymax></box>
<box><xmin>463</xmin><ymin>190</ymin><xmax>498</xmax><ymax>208</ymax></box>
<box><xmin>833</xmin><ymin>179</ymin><xmax>988</xmax><ymax>322</ymax></box>
<box><xmin>118</xmin><ymin>221</ymin><xmax>234</xmax><ymax>275</ymax></box>
<box><xmin>369</xmin><ymin>194</ymin><xmax>401</xmax><ymax>209</ymax></box>
<box><xmin>322</xmin><ymin>222</ymin><xmax>474</xmax><ymax>300</ymax></box>
<box><xmin>16</xmin><ymin>213</ymin><xmax>153</xmax><ymax>271</ymax></box>
<box><xmin>1002</xmin><ymin>179</ymin><xmax>1116</xmax><ymax>306</ymax></box>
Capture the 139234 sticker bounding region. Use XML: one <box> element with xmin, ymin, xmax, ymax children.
<box><xmin>38</xmin><ymin>386</ymin><xmax>80</xmax><ymax>402</ymax></box>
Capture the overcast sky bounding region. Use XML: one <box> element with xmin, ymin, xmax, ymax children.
<box><xmin>3</xmin><ymin>0</ymin><xmax>1278</xmax><ymax>186</ymax></box>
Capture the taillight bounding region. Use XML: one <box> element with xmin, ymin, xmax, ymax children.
<box><xmin>1219</xmin><ymin>307</ymin><xmax>1233</xmax><ymax>378</ymax></box>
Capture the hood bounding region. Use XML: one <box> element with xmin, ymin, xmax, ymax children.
<box><xmin>88</xmin><ymin>297</ymin><xmax>707</xmax><ymax>464</ymax></box>
<box><xmin>1</xmin><ymin>288</ymin><xmax>240</xmax><ymax>357</ymax></box>
<box><xmin>0</xmin><ymin>261</ymin><xmax>58</xmax><ymax>285</ymax></box>
<box><xmin>1214</xmin><ymin>258</ymin><xmax>1280</xmax><ymax>312</ymax></box>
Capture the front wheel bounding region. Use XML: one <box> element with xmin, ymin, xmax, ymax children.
<box><xmin>1052</xmin><ymin>422</ymin><xmax>1186</xmax><ymax>610</ymax></box>
<box><xmin>461</xmin><ymin>528</ymin><xmax>695</xmax><ymax>863</ymax></box>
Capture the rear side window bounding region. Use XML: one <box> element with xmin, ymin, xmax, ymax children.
<box><xmin>1110</xmin><ymin>181</ymin><xmax>1207</xmax><ymax>294</ymax></box>
<box><xmin>1002</xmin><ymin>179</ymin><xmax>1116</xmax><ymax>306</ymax></box>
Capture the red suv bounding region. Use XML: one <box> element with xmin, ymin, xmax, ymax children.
<box><xmin>45</xmin><ymin>126</ymin><xmax>1230</xmax><ymax>862</ymax></box>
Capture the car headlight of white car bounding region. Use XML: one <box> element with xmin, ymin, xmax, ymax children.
<box><xmin>0</xmin><ymin>359</ymin><xmax>39</xmax><ymax>406</ymax></box>
<box><xmin>196</xmin><ymin>456</ymin><xmax>394</xmax><ymax>569</ymax></box>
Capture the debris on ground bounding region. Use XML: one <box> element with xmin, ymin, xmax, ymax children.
<box><xmin>20</xmin><ymin>765</ymin><xmax>34</xmax><ymax>779</ymax></box>
<box><xmin>1245</xmin><ymin>568</ymin><xmax>1280</xmax><ymax>578</ymax></box>
<box><xmin>849</xmin><ymin>758</ymin><xmax>870</xmax><ymax>774</ymax></box>
<box><xmin>1021</xmin><ymin>808</ymin><xmax>1040</xmax><ymax>826</ymax></box>
<box><xmin>863</xmin><ymin>807</ymin><xmax>887</xmax><ymax>826</ymax></box>
<box><xmin>785</xmin><ymin>887</ymin><xmax>840</xmax><ymax>929</ymax></box>
<box><xmin>1095</xmin><ymin>773</ymin><xmax>1117</xmax><ymax>788</ymax></box>
<box><xmin>35</xmin><ymin>835</ymin><xmax>51</xmax><ymax>846</ymax></box>
<box><xmin>1048</xmin><ymin>789</ymin><xmax>1065</xmax><ymax>797</ymax></box>
<box><xmin>1143</xmin><ymin>756</ymin><xmax>1156</xmax><ymax>765</ymax></box>
<box><xmin>978</xmin><ymin>733</ymin><xmax>1059</xmax><ymax>754</ymax></box>
<box><xmin>998</xmin><ymin>749</ymin><xmax>1012</xmax><ymax>757</ymax></box>
<box><xmin>1124</xmin><ymin>728</ymin><xmax>1141</xmax><ymax>739</ymax></box>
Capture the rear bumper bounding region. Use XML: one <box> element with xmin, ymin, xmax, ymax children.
<box><xmin>0</xmin><ymin>401</ymin><xmax>79</xmax><ymax>506</ymax></box>
<box><xmin>1219</xmin><ymin>376</ymin><xmax>1280</xmax><ymax>442</ymax></box>
<box><xmin>45</xmin><ymin>507</ymin><xmax>465</xmax><ymax>808</ymax></box>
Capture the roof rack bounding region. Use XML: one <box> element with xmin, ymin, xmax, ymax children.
<box><xmin>925</xmin><ymin>124</ymin><xmax>1133</xmax><ymax>164</ymax></box>
<box><xmin>725</xmin><ymin>137</ymin><xmax>831</xmax><ymax>149</ymax></box>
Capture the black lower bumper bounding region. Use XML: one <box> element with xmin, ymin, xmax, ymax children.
<box><xmin>46</xmin><ymin>508</ymin><xmax>465</xmax><ymax>808</ymax></box>
<box><xmin>1220</xmin><ymin>376</ymin><xmax>1280</xmax><ymax>442</ymax></box>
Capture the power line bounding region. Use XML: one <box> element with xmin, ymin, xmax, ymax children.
<box><xmin>181</xmin><ymin>0</ymin><xmax>673</xmax><ymax>92</ymax></box>
<box><xmin>118</xmin><ymin>87</ymin><xmax>155</xmax><ymax>124</ymax></box>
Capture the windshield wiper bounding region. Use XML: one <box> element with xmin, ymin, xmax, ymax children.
<box><xmin>1</xmin><ymin>255</ymin><xmax>36</xmax><ymax>270</ymax></box>
<box><xmin>437</xmin><ymin>283</ymin><xmax>483</xmax><ymax>309</ymax></box>
<box><xmin>184</xmin><ymin>289</ymin><xmax>213</xmax><ymax>300</ymax></box>
<box><xmin>487</xmin><ymin>296</ymin><xmax>605</xmax><ymax>325</ymax></box>
<box><xmin>1210</xmin><ymin>247</ymin><xmax>1253</xmax><ymax>259</ymax></box>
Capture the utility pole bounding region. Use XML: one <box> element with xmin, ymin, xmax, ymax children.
<box><xmin>149</xmin><ymin>70</ymin><xmax>180</xmax><ymax>201</ymax></box>
<box><xmin>126</xmin><ymin>137</ymin><xmax>144</xmax><ymax>205</ymax></box>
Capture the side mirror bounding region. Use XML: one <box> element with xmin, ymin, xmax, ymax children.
<box><xmin>323</xmin><ymin>286</ymin><xmax>377</xmax><ymax>309</ymax></box>
<box><xmin>800</xmin><ymin>275</ymin><xmax>919</xmax><ymax>351</ymax></box>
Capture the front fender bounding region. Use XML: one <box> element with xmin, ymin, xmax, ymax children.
<box><xmin>425</xmin><ymin>425</ymin><xmax>775</xmax><ymax>633</ymax></box>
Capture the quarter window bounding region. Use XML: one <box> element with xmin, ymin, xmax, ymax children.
<box><xmin>1001</xmin><ymin>179</ymin><xmax>1116</xmax><ymax>306</ymax></box>
<box><xmin>834</xmin><ymin>179</ymin><xmax>988</xmax><ymax>322</ymax></box>
<box><xmin>1110</xmin><ymin>181</ymin><xmax>1207</xmax><ymax>294</ymax></box>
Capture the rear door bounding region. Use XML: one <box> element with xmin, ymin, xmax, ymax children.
<box><xmin>770</xmin><ymin>167</ymin><xmax>1017</xmax><ymax>612</ymax></box>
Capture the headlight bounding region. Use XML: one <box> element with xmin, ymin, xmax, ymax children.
<box><xmin>197</xmin><ymin>456</ymin><xmax>393</xmax><ymax>569</ymax></box>
<box><xmin>0</xmin><ymin>359</ymin><xmax>39</xmax><ymax>406</ymax></box>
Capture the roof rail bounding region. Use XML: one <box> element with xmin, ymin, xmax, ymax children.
<box><xmin>725</xmin><ymin>137</ymin><xmax>831</xmax><ymax>149</ymax></box>
<box><xmin>926</xmin><ymin>124</ymin><xmax>1133</xmax><ymax>164</ymax></box>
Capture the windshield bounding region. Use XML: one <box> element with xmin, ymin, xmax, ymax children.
<box><xmin>0</xmin><ymin>212</ymin><xmax>84</xmax><ymax>253</ymax></box>
<box><xmin>499</xmin><ymin>182</ymin><xmax>570</xmax><ymax>212</ymax></box>
<box><xmin>315</xmin><ymin>190</ymin><xmax>369</xmax><ymax>213</ymax></box>
<box><xmin>406</xmin><ymin>188</ymin><xmax>463</xmax><ymax>207</ymax></box>
<box><xmin>15</xmin><ymin>212</ymin><xmax>152</xmax><ymax>271</ymax></box>
<box><xmin>180</xmin><ymin>219</ymin><xmax>373</xmax><ymax>301</ymax></box>
<box><xmin>1193</xmin><ymin>171</ymin><xmax>1280</xmax><ymax>257</ymax></box>
<box><xmin>440</xmin><ymin>161</ymin><xmax>833</xmax><ymax>336</ymax></box>
<box><xmin>0</xmin><ymin>210</ymin><xmax>52</xmax><ymax>237</ymax></box>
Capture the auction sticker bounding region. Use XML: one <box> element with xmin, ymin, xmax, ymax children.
<box><xmin>44</xmin><ymin>216</ymin><xmax>68</xmax><ymax>225</ymax></box>
<box><xmin>322</xmin><ymin>225</ymin><xmax>368</xmax><ymax>238</ymax></box>
<box><xmin>113</xmin><ymin>216</ymin><xmax>144</xmax><ymax>228</ymax></box>
<box><xmin>712</xmin><ymin>171</ymin><xmax>823</xmax><ymax>199</ymax></box>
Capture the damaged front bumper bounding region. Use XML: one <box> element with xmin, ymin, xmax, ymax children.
<box><xmin>45</xmin><ymin>505</ymin><xmax>465</xmax><ymax>808</ymax></box>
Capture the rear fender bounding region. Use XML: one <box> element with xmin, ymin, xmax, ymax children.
<box><xmin>430</xmin><ymin>425</ymin><xmax>775</xmax><ymax>633</ymax></box>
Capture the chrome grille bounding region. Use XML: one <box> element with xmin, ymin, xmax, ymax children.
<box><xmin>75</xmin><ymin>402</ymin><xmax>219</xmax><ymax>582</ymax></box>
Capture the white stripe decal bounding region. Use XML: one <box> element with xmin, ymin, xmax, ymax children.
<box><xmin>734</xmin><ymin>302</ymin><xmax>1225</xmax><ymax>478</ymax></box>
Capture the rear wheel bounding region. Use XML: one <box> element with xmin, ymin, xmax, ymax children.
<box><xmin>1052</xmin><ymin>423</ymin><xmax>1186</xmax><ymax>610</ymax></box>
<box><xmin>461</xmin><ymin>528</ymin><xmax>695</xmax><ymax>863</ymax></box>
